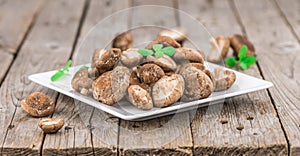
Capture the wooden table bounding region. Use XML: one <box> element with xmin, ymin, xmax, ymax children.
<box><xmin>0</xmin><ymin>0</ymin><xmax>299</xmax><ymax>155</ymax></box>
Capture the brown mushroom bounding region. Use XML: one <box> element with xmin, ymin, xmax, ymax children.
<box><xmin>180</xmin><ymin>66</ymin><xmax>214</xmax><ymax>101</ymax></box>
<box><xmin>230</xmin><ymin>34</ymin><xmax>255</xmax><ymax>56</ymax></box>
<box><xmin>20</xmin><ymin>92</ymin><xmax>55</xmax><ymax>117</ymax></box>
<box><xmin>91</xmin><ymin>48</ymin><xmax>121</xmax><ymax>74</ymax></box>
<box><xmin>207</xmin><ymin>36</ymin><xmax>230</xmax><ymax>63</ymax></box>
<box><xmin>145</xmin><ymin>36</ymin><xmax>181</xmax><ymax>49</ymax></box>
<box><xmin>71</xmin><ymin>69</ymin><xmax>93</xmax><ymax>96</ymax></box>
<box><xmin>152</xmin><ymin>74</ymin><xmax>185</xmax><ymax>107</ymax></box>
<box><xmin>212</xmin><ymin>67</ymin><xmax>236</xmax><ymax>91</ymax></box>
<box><xmin>136</xmin><ymin>63</ymin><xmax>165</xmax><ymax>84</ymax></box>
<box><xmin>127</xmin><ymin>85</ymin><xmax>153</xmax><ymax>110</ymax></box>
<box><xmin>112</xmin><ymin>32</ymin><xmax>133</xmax><ymax>51</ymax></box>
<box><xmin>146</xmin><ymin>55</ymin><xmax>177</xmax><ymax>72</ymax></box>
<box><xmin>38</xmin><ymin>118</ymin><xmax>64</xmax><ymax>133</ymax></box>
<box><xmin>93</xmin><ymin>66</ymin><xmax>130</xmax><ymax>105</ymax></box>
<box><xmin>180</xmin><ymin>63</ymin><xmax>212</xmax><ymax>80</ymax></box>
<box><xmin>121</xmin><ymin>48</ymin><xmax>143</xmax><ymax>67</ymax></box>
<box><xmin>159</xmin><ymin>27</ymin><xmax>187</xmax><ymax>44</ymax></box>
<box><xmin>173</xmin><ymin>47</ymin><xmax>205</xmax><ymax>64</ymax></box>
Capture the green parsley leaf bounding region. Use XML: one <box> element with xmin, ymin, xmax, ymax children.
<box><xmin>155</xmin><ymin>50</ymin><xmax>164</xmax><ymax>57</ymax></box>
<box><xmin>240</xmin><ymin>55</ymin><xmax>257</xmax><ymax>67</ymax></box>
<box><xmin>138</xmin><ymin>49</ymin><xmax>153</xmax><ymax>56</ymax></box>
<box><xmin>51</xmin><ymin>60</ymin><xmax>72</xmax><ymax>82</ymax></box>
<box><xmin>64</xmin><ymin>60</ymin><xmax>72</xmax><ymax>71</ymax></box>
<box><xmin>240</xmin><ymin>62</ymin><xmax>248</xmax><ymax>70</ymax></box>
<box><xmin>51</xmin><ymin>70</ymin><xmax>65</xmax><ymax>81</ymax></box>
<box><xmin>162</xmin><ymin>46</ymin><xmax>176</xmax><ymax>56</ymax></box>
<box><xmin>225</xmin><ymin>57</ymin><xmax>237</xmax><ymax>67</ymax></box>
<box><xmin>238</xmin><ymin>45</ymin><xmax>248</xmax><ymax>59</ymax></box>
<box><xmin>153</xmin><ymin>44</ymin><xmax>163</xmax><ymax>52</ymax></box>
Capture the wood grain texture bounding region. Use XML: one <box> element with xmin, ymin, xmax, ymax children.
<box><xmin>42</xmin><ymin>0</ymin><xmax>131</xmax><ymax>155</ymax></box>
<box><xmin>234</xmin><ymin>0</ymin><xmax>300</xmax><ymax>155</ymax></box>
<box><xmin>0</xmin><ymin>0</ymin><xmax>85</xmax><ymax>155</ymax></box>
<box><xmin>179</xmin><ymin>0</ymin><xmax>287</xmax><ymax>155</ymax></box>
<box><xmin>0</xmin><ymin>0</ymin><xmax>43</xmax><ymax>54</ymax></box>
<box><xmin>82</xmin><ymin>0</ymin><xmax>130</xmax><ymax>155</ymax></box>
<box><xmin>0</xmin><ymin>51</ymin><xmax>13</xmax><ymax>84</ymax></box>
<box><xmin>118</xmin><ymin>1</ymin><xmax>193</xmax><ymax>155</ymax></box>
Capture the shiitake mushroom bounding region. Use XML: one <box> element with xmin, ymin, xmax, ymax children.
<box><xmin>180</xmin><ymin>65</ymin><xmax>214</xmax><ymax>101</ymax></box>
<box><xmin>93</xmin><ymin>66</ymin><xmax>130</xmax><ymax>105</ymax></box>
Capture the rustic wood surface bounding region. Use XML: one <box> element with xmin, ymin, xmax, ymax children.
<box><xmin>0</xmin><ymin>0</ymin><xmax>299</xmax><ymax>155</ymax></box>
<box><xmin>0</xmin><ymin>0</ymin><xmax>85</xmax><ymax>155</ymax></box>
<box><xmin>179</xmin><ymin>0</ymin><xmax>287</xmax><ymax>155</ymax></box>
<box><xmin>234</xmin><ymin>0</ymin><xmax>300</xmax><ymax>155</ymax></box>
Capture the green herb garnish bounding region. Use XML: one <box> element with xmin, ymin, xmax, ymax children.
<box><xmin>225</xmin><ymin>45</ymin><xmax>256</xmax><ymax>70</ymax></box>
<box><xmin>80</xmin><ymin>65</ymin><xmax>89</xmax><ymax>70</ymax></box>
<box><xmin>51</xmin><ymin>60</ymin><xmax>72</xmax><ymax>81</ymax></box>
<box><xmin>138</xmin><ymin>44</ymin><xmax>176</xmax><ymax>57</ymax></box>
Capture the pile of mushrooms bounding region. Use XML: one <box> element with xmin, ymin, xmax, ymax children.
<box><xmin>71</xmin><ymin>28</ymin><xmax>237</xmax><ymax>110</ymax></box>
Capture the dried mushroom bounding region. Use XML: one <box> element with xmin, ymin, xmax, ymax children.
<box><xmin>136</xmin><ymin>63</ymin><xmax>165</xmax><ymax>84</ymax></box>
<box><xmin>180</xmin><ymin>66</ymin><xmax>214</xmax><ymax>101</ymax></box>
<box><xmin>112</xmin><ymin>32</ymin><xmax>133</xmax><ymax>51</ymax></box>
<box><xmin>152</xmin><ymin>74</ymin><xmax>185</xmax><ymax>107</ymax></box>
<box><xmin>121</xmin><ymin>48</ymin><xmax>143</xmax><ymax>67</ymax></box>
<box><xmin>180</xmin><ymin>63</ymin><xmax>212</xmax><ymax>79</ymax></box>
<box><xmin>93</xmin><ymin>66</ymin><xmax>130</xmax><ymax>105</ymax></box>
<box><xmin>146</xmin><ymin>55</ymin><xmax>177</xmax><ymax>72</ymax></box>
<box><xmin>20</xmin><ymin>92</ymin><xmax>55</xmax><ymax>117</ymax></box>
<box><xmin>145</xmin><ymin>36</ymin><xmax>181</xmax><ymax>49</ymax></box>
<box><xmin>38</xmin><ymin>118</ymin><xmax>64</xmax><ymax>133</ymax></box>
<box><xmin>127</xmin><ymin>85</ymin><xmax>153</xmax><ymax>110</ymax></box>
<box><xmin>159</xmin><ymin>27</ymin><xmax>187</xmax><ymax>44</ymax></box>
<box><xmin>92</xmin><ymin>48</ymin><xmax>121</xmax><ymax>74</ymax></box>
<box><xmin>71</xmin><ymin>69</ymin><xmax>93</xmax><ymax>96</ymax></box>
<box><xmin>208</xmin><ymin>36</ymin><xmax>230</xmax><ymax>63</ymax></box>
<box><xmin>173</xmin><ymin>47</ymin><xmax>204</xmax><ymax>64</ymax></box>
<box><xmin>230</xmin><ymin>34</ymin><xmax>255</xmax><ymax>56</ymax></box>
<box><xmin>213</xmin><ymin>67</ymin><xmax>236</xmax><ymax>91</ymax></box>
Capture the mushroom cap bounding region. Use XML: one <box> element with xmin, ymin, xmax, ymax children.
<box><xmin>38</xmin><ymin>118</ymin><xmax>64</xmax><ymax>133</ymax></box>
<box><xmin>121</xmin><ymin>48</ymin><xmax>143</xmax><ymax>67</ymax></box>
<box><xmin>180</xmin><ymin>66</ymin><xmax>214</xmax><ymax>101</ymax></box>
<box><xmin>159</xmin><ymin>27</ymin><xmax>188</xmax><ymax>42</ymax></box>
<box><xmin>127</xmin><ymin>85</ymin><xmax>153</xmax><ymax>110</ymax></box>
<box><xmin>136</xmin><ymin>63</ymin><xmax>165</xmax><ymax>84</ymax></box>
<box><xmin>208</xmin><ymin>36</ymin><xmax>230</xmax><ymax>63</ymax></box>
<box><xmin>94</xmin><ymin>48</ymin><xmax>121</xmax><ymax>74</ymax></box>
<box><xmin>145</xmin><ymin>36</ymin><xmax>181</xmax><ymax>49</ymax></box>
<box><xmin>230</xmin><ymin>34</ymin><xmax>255</xmax><ymax>56</ymax></box>
<box><xmin>173</xmin><ymin>47</ymin><xmax>205</xmax><ymax>64</ymax></box>
<box><xmin>71</xmin><ymin>69</ymin><xmax>93</xmax><ymax>93</ymax></box>
<box><xmin>152</xmin><ymin>74</ymin><xmax>185</xmax><ymax>107</ymax></box>
<box><xmin>212</xmin><ymin>67</ymin><xmax>236</xmax><ymax>91</ymax></box>
<box><xmin>146</xmin><ymin>55</ymin><xmax>177</xmax><ymax>72</ymax></box>
<box><xmin>112</xmin><ymin>32</ymin><xmax>133</xmax><ymax>51</ymax></box>
<box><xmin>20</xmin><ymin>92</ymin><xmax>55</xmax><ymax>117</ymax></box>
<box><xmin>93</xmin><ymin>66</ymin><xmax>130</xmax><ymax>105</ymax></box>
<box><xmin>180</xmin><ymin>63</ymin><xmax>212</xmax><ymax>80</ymax></box>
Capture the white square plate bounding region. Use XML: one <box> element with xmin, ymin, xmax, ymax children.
<box><xmin>29</xmin><ymin>62</ymin><xmax>273</xmax><ymax>121</ymax></box>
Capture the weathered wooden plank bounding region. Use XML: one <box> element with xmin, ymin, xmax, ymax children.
<box><xmin>275</xmin><ymin>0</ymin><xmax>300</xmax><ymax>41</ymax></box>
<box><xmin>179</xmin><ymin>0</ymin><xmax>287</xmax><ymax>155</ymax></box>
<box><xmin>0</xmin><ymin>0</ymin><xmax>44</xmax><ymax>54</ymax></box>
<box><xmin>118</xmin><ymin>1</ymin><xmax>193</xmax><ymax>155</ymax></box>
<box><xmin>234</xmin><ymin>0</ymin><xmax>300</xmax><ymax>155</ymax></box>
<box><xmin>42</xmin><ymin>0</ymin><xmax>131</xmax><ymax>155</ymax></box>
<box><xmin>0</xmin><ymin>0</ymin><xmax>85</xmax><ymax>155</ymax></box>
<box><xmin>0</xmin><ymin>51</ymin><xmax>13</xmax><ymax>84</ymax></box>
